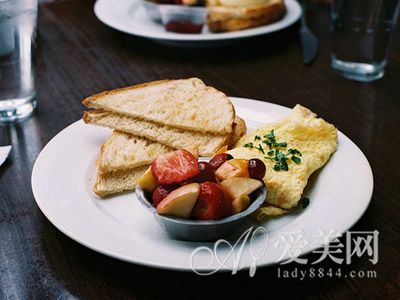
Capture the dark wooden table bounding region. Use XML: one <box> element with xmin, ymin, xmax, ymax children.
<box><xmin>1</xmin><ymin>0</ymin><xmax>399</xmax><ymax>298</ymax></box>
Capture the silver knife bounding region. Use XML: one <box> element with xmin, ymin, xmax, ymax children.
<box><xmin>299</xmin><ymin>0</ymin><xmax>319</xmax><ymax>65</ymax></box>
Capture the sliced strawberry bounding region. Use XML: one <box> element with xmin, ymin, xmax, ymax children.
<box><xmin>152</xmin><ymin>185</ymin><xmax>179</xmax><ymax>208</ymax></box>
<box><xmin>151</xmin><ymin>149</ymin><xmax>200</xmax><ymax>185</ymax></box>
<box><xmin>191</xmin><ymin>182</ymin><xmax>232</xmax><ymax>220</ymax></box>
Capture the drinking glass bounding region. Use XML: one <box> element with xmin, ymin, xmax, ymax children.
<box><xmin>0</xmin><ymin>0</ymin><xmax>37</xmax><ymax>123</ymax></box>
<box><xmin>331</xmin><ymin>0</ymin><xmax>400</xmax><ymax>82</ymax></box>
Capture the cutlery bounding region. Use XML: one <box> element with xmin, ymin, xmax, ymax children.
<box><xmin>299</xmin><ymin>0</ymin><xmax>319</xmax><ymax>65</ymax></box>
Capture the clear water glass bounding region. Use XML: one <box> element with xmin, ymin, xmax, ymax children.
<box><xmin>331</xmin><ymin>0</ymin><xmax>400</xmax><ymax>82</ymax></box>
<box><xmin>0</xmin><ymin>0</ymin><xmax>37</xmax><ymax>123</ymax></box>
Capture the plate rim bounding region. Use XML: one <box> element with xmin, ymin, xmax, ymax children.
<box><xmin>31</xmin><ymin>97</ymin><xmax>374</xmax><ymax>272</ymax></box>
<box><xmin>93</xmin><ymin>0</ymin><xmax>302</xmax><ymax>42</ymax></box>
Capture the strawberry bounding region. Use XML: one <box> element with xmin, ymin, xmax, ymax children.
<box><xmin>152</xmin><ymin>185</ymin><xmax>179</xmax><ymax>208</ymax></box>
<box><xmin>151</xmin><ymin>149</ymin><xmax>200</xmax><ymax>185</ymax></box>
<box><xmin>191</xmin><ymin>182</ymin><xmax>231</xmax><ymax>220</ymax></box>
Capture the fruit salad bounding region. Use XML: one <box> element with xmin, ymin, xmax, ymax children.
<box><xmin>137</xmin><ymin>149</ymin><xmax>266</xmax><ymax>220</ymax></box>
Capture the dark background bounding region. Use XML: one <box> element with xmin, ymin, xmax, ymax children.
<box><xmin>0</xmin><ymin>0</ymin><xmax>399</xmax><ymax>298</ymax></box>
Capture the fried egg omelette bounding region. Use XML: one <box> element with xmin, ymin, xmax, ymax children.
<box><xmin>227</xmin><ymin>105</ymin><xmax>338</xmax><ymax>220</ymax></box>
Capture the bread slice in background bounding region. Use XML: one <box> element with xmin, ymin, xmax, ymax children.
<box><xmin>84</xmin><ymin>110</ymin><xmax>230</xmax><ymax>157</ymax></box>
<box><xmin>207</xmin><ymin>0</ymin><xmax>286</xmax><ymax>32</ymax></box>
<box><xmin>97</xmin><ymin>131</ymin><xmax>173</xmax><ymax>174</ymax></box>
<box><xmin>94</xmin><ymin>165</ymin><xmax>149</xmax><ymax>198</ymax></box>
<box><xmin>82</xmin><ymin>78</ymin><xmax>235</xmax><ymax>135</ymax></box>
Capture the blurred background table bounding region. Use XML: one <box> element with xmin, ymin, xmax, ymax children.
<box><xmin>0</xmin><ymin>0</ymin><xmax>399</xmax><ymax>298</ymax></box>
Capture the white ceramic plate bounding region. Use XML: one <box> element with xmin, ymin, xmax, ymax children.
<box><xmin>93</xmin><ymin>0</ymin><xmax>302</xmax><ymax>46</ymax></box>
<box><xmin>31</xmin><ymin>98</ymin><xmax>373</xmax><ymax>272</ymax></box>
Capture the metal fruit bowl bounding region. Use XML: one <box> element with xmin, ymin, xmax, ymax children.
<box><xmin>135</xmin><ymin>158</ymin><xmax>267</xmax><ymax>241</ymax></box>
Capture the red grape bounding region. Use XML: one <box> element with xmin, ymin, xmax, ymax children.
<box><xmin>194</xmin><ymin>162</ymin><xmax>216</xmax><ymax>183</ymax></box>
<box><xmin>209</xmin><ymin>153</ymin><xmax>233</xmax><ymax>170</ymax></box>
<box><xmin>248</xmin><ymin>158</ymin><xmax>266</xmax><ymax>180</ymax></box>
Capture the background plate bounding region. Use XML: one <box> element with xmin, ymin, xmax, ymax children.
<box><xmin>93</xmin><ymin>0</ymin><xmax>302</xmax><ymax>46</ymax></box>
<box><xmin>31</xmin><ymin>98</ymin><xmax>373</xmax><ymax>272</ymax></box>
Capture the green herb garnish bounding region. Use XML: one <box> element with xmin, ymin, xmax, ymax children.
<box><xmin>262</xmin><ymin>130</ymin><xmax>288</xmax><ymax>149</ymax></box>
<box><xmin>301</xmin><ymin>197</ymin><xmax>310</xmax><ymax>209</ymax></box>
<box><xmin>263</xmin><ymin>130</ymin><xmax>276</xmax><ymax>149</ymax></box>
<box><xmin>273</xmin><ymin>149</ymin><xmax>288</xmax><ymax>171</ymax></box>
<box><xmin>256</xmin><ymin>144</ymin><xmax>265</xmax><ymax>154</ymax></box>
<box><xmin>265</xmin><ymin>147</ymin><xmax>303</xmax><ymax>171</ymax></box>
<box><xmin>262</xmin><ymin>140</ymin><xmax>273</xmax><ymax>149</ymax></box>
<box><xmin>279</xmin><ymin>161</ymin><xmax>289</xmax><ymax>171</ymax></box>
<box><xmin>291</xmin><ymin>156</ymin><xmax>301</xmax><ymax>164</ymax></box>
<box><xmin>274</xmin><ymin>142</ymin><xmax>287</xmax><ymax>148</ymax></box>
<box><xmin>288</xmin><ymin>149</ymin><xmax>302</xmax><ymax>156</ymax></box>
<box><xmin>275</xmin><ymin>149</ymin><xmax>286</xmax><ymax>161</ymax></box>
<box><xmin>264</xmin><ymin>129</ymin><xmax>275</xmax><ymax>140</ymax></box>
<box><xmin>245</xmin><ymin>129</ymin><xmax>303</xmax><ymax>171</ymax></box>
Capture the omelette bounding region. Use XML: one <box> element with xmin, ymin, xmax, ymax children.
<box><xmin>227</xmin><ymin>105</ymin><xmax>338</xmax><ymax>220</ymax></box>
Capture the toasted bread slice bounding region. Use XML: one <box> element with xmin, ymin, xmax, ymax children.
<box><xmin>94</xmin><ymin>165</ymin><xmax>149</xmax><ymax>197</ymax></box>
<box><xmin>92</xmin><ymin>116</ymin><xmax>246</xmax><ymax>173</ymax></box>
<box><xmin>92</xmin><ymin>115</ymin><xmax>246</xmax><ymax>197</ymax></box>
<box><xmin>97</xmin><ymin>131</ymin><xmax>173</xmax><ymax>174</ymax></box>
<box><xmin>207</xmin><ymin>0</ymin><xmax>285</xmax><ymax>32</ymax></box>
<box><xmin>82</xmin><ymin>78</ymin><xmax>235</xmax><ymax>134</ymax></box>
<box><xmin>84</xmin><ymin>110</ymin><xmax>230</xmax><ymax>157</ymax></box>
<box><xmin>228</xmin><ymin>116</ymin><xmax>247</xmax><ymax>147</ymax></box>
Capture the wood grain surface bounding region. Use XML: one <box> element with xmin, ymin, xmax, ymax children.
<box><xmin>0</xmin><ymin>0</ymin><xmax>399</xmax><ymax>299</ymax></box>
